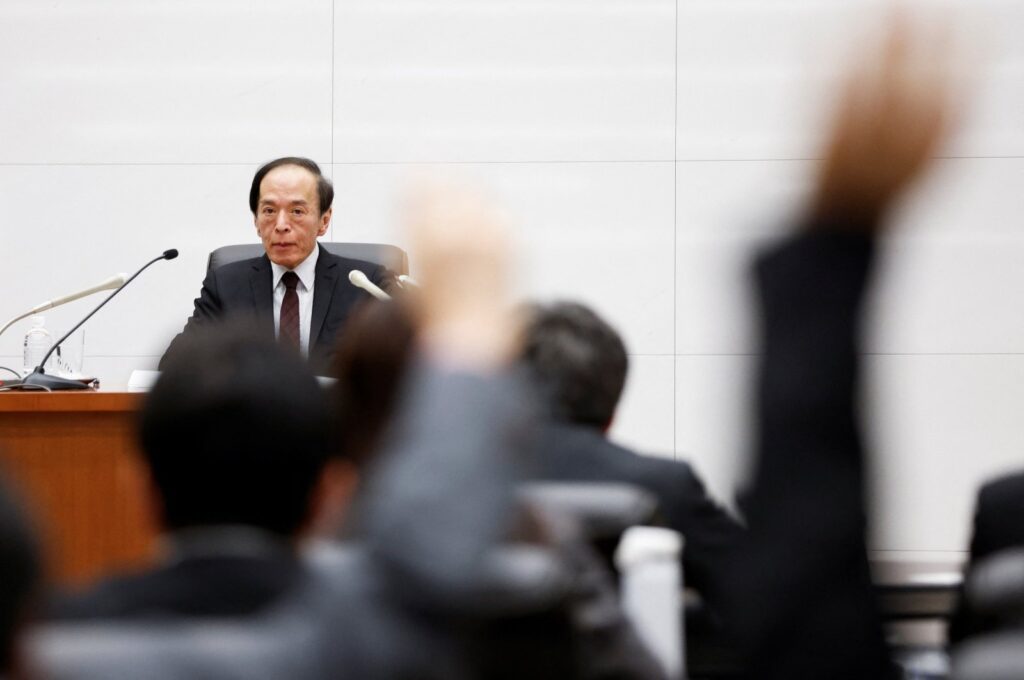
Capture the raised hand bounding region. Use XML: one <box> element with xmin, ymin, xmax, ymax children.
<box><xmin>812</xmin><ymin>13</ymin><xmax>956</xmax><ymax>229</ymax></box>
<box><xmin>402</xmin><ymin>180</ymin><xmax>520</xmax><ymax>369</ymax></box>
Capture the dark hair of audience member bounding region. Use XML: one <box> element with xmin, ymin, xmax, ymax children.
<box><xmin>248</xmin><ymin>156</ymin><xmax>334</xmax><ymax>216</ymax></box>
<box><xmin>140</xmin><ymin>324</ymin><xmax>332</xmax><ymax>536</ymax></box>
<box><xmin>519</xmin><ymin>301</ymin><xmax>628</xmax><ymax>429</ymax></box>
<box><xmin>331</xmin><ymin>300</ymin><xmax>417</xmax><ymax>466</ymax></box>
<box><xmin>0</xmin><ymin>470</ymin><xmax>40</xmax><ymax>675</ymax></box>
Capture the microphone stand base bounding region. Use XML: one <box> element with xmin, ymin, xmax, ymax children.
<box><xmin>22</xmin><ymin>372</ymin><xmax>94</xmax><ymax>391</ymax></box>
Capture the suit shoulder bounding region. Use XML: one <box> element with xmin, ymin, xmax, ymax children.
<box><xmin>585</xmin><ymin>434</ymin><xmax>703</xmax><ymax>492</ymax></box>
<box><xmin>209</xmin><ymin>255</ymin><xmax>266</xmax><ymax>281</ymax></box>
<box><xmin>599</xmin><ymin>434</ymin><xmax>694</xmax><ymax>475</ymax></box>
<box><xmin>628</xmin><ymin>449</ymin><xmax>703</xmax><ymax>491</ymax></box>
<box><xmin>321</xmin><ymin>252</ymin><xmax>383</xmax><ymax>275</ymax></box>
<box><xmin>978</xmin><ymin>470</ymin><xmax>1024</xmax><ymax>509</ymax></box>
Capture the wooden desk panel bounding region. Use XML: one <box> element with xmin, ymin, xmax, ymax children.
<box><xmin>0</xmin><ymin>393</ymin><xmax>156</xmax><ymax>586</ymax></box>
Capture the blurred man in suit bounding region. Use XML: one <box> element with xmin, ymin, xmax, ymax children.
<box><xmin>518</xmin><ymin>301</ymin><xmax>743</xmax><ymax>618</ymax></box>
<box><xmin>724</xmin><ymin>18</ymin><xmax>952</xmax><ymax>679</ymax></box>
<box><xmin>54</xmin><ymin>324</ymin><xmax>344</xmax><ymax>620</ymax></box>
<box><xmin>949</xmin><ymin>471</ymin><xmax>1024</xmax><ymax>641</ymax></box>
<box><xmin>162</xmin><ymin>157</ymin><xmax>395</xmax><ymax>374</ymax></box>
<box><xmin>0</xmin><ymin>474</ymin><xmax>40</xmax><ymax>680</ymax></box>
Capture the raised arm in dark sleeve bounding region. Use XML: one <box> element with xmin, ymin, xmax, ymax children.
<box><xmin>725</xmin><ymin>224</ymin><xmax>895</xmax><ymax>680</ymax></box>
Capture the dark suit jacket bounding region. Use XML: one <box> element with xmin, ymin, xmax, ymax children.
<box><xmin>724</xmin><ymin>229</ymin><xmax>896</xmax><ymax>679</ymax></box>
<box><xmin>949</xmin><ymin>470</ymin><xmax>1024</xmax><ymax>642</ymax></box>
<box><xmin>50</xmin><ymin>534</ymin><xmax>305</xmax><ymax>621</ymax></box>
<box><xmin>161</xmin><ymin>245</ymin><xmax>394</xmax><ymax>374</ymax></box>
<box><xmin>529</xmin><ymin>421</ymin><xmax>743</xmax><ymax>615</ymax></box>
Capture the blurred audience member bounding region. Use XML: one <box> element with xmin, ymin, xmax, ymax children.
<box><xmin>725</xmin><ymin>17</ymin><xmax>952</xmax><ymax>680</ymax></box>
<box><xmin>949</xmin><ymin>471</ymin><xmax>1024</xmax><ymax>642</ymax></box>
<box><xmin>51</xmin><ymin>325</ymin><xmax>343</xmax><ymax>621</ymax></box>
<box><xmin>0</xmin><ymin>474</ymin><xmax>40</xmax><ymax>680</ymax></box>
<box><xmin>331</xmin><ymin>299</ymin><xmax>416</xmax><ymax>468</ymax></box>
<box><xmin>518</xmin><ymin>301</ymin><xmax>743</xmax><ymax>617</ymax></box>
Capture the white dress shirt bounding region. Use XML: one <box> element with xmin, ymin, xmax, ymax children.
<box><xmin>271</xmin><ymin>246</ymin><xmax>318</xmax><ymax>356</ymax></box>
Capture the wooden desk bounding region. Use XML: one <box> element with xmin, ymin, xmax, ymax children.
<box><xmin>0</xmin><ymin>392</ymin><xmax>156</xmax><ymax>586</ymax></box>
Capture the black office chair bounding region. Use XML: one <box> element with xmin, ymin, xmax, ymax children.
<box><xmin>207</xmin><ymin>242</ymin><xmax>409</xmax><ymax>275</ymax></box>
<box><xmin>951</xmin><ymin>548</ymin><xmax>1024</xmax><ymax>679</ymax></box>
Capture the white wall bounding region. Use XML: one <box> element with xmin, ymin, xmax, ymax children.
<box><xmin>2</xmin><ymin>0</ymin><xmax>1023</xmax><ymax>554</ymax></box>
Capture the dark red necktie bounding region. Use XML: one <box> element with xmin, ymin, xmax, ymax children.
<box><xmin>279</xmin><ymin>271</ymin><xmax>300</xmax><ymax>350</ymax></box>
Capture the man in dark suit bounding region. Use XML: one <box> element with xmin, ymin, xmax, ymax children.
<box><xmin>948</xmin><ymin>471</ymin><xmax>1024</xmax><ymax>641</ymax></box>
<box><xmin>53</xmin><ymin>324</ymin><xmax>342</xmax><ymax>620</ymax></box>
<box><xmin>162</xmin><ymin>157</ymin><xmax>395</xmax><ymax>374</ymax></box>
<box><xmin>0</xmin><ymin>474</ymin><xmax>39</xmax><ymax>680</ymax></box>
<box><xmin>518</xmin><ymin>301</ymin><xmax>743</xmax><ymax>618</ymax></box>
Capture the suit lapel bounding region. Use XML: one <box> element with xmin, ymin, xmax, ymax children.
<box><xmin>250</xmin><ymin>255</ymin><xmax>275</xmax><ymax>338</ymax></box>
<box><xmin>310</xmin><ymin>246</ymin><xmax>338</xmax><ymax>349</ymax></box>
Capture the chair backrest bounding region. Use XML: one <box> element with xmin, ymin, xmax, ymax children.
<box><xmin>31</xmin><ymin>562</ymin><xmax>353</xmax><ymax>680</ymax></box>
<box><xmin>31</xmin><ymin>619</ymin><xmax>323</xmax><ymax>680</ymax></box>
<box><xmin>207</xmin><ymin>242</ymin><xmax>409</xmax><ymax>275</ymax></box>
<box><xmin>517</xmin><ymin>482</ymin><xmax>659</xmax><ymax>541</ymax></box>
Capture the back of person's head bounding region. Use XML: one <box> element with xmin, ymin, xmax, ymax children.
<box><xmin>0</xmin><ymin>471</ymin><xmax>40</xmax><ymax>677</ymax></box>
<box><xmin>141</xmin><ymin>324</ymin><xmax>332</xmax><ymax>536</ymax></box>
<box><xmin>519</xmin><ymin>301</ymin><xmax>628</xmax><ymax>430</ymax></box>
<box><xmin>331</xmin><ymin>300</ymin><xmax>417</xmax><ymax>467</ymax></box>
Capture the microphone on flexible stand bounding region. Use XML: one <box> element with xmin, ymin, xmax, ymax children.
<box><xmin>348</xmin><ymin>269</ymin><xmax>392</xmax><ymax>301</ymax></box>
<box><xmin>0</xmin><ymin>273</ymin><xmax>129</xmax><ymax>341</ymax></box>
<box><xmin>19</xmin><ymin>249</ymin><xmax>179</xmax><ymax>391</ymax></box>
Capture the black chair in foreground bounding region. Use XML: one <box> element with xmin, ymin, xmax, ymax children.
<box><xmin>951</xmin><ymin>548</ymin><xmax>1024</xmax><ymax>680</ymax></box>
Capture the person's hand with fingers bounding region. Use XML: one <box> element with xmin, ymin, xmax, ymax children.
<box><xmin>403</xmin><ymin>181</ymin><xmax>520</xmax><ymax>370</ymax></box>
<box><xmin>812</xmin><ymin>13</ymin><xmax>954</xmax><ymax>231</ymax></box>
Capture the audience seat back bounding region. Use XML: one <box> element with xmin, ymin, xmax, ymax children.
<box><xmin>207</xmin><ymin>242</ymin><xmax>409</xmax><ymax>275</ymax></box>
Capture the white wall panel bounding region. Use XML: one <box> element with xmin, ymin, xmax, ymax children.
<box><xmin>0</xmin><ymin>165</ymin><xmax>265</xmax><ymax>360</ymax></box>
<box><xmin>334</xmin><ymin>0</ymin><xmax>675</xmax><ymax>162</ymax></box>
<box><xmin>676</xmin><ymin>158</ymin><xmax>1024</xmax><ymax>356</ymax></box>
<box><xmin>675</xmin><ymin>160</ymin><xmax>811</xmax><ymax>355</ymax></box>
<box><xmin>676</xmin><ymin>0</ymin><xmax>1019</xmax><ymax>161</ymax></box>
<box><xmin>867</xmin><ymin>355</ymin><xmax>1024</xmax><ymax>552</ymax></box>
<box><xmin>0</xmin><ymin>1</ymin><xmax>332</xmax><ymax>164</ymax></box>
<box><xmin>676</xmin><ymin>0</ymin><xmax>866</xmax><ymax>161</ymax></box>
<box><xmin>675</xmin><ymin>355</ymin><xmax>754</xmax><ymax>513</ymax></box>
<box><xmin>332</xmin><ymin>161</ymin><xmax>676</xmax><ymax>355</ymax></box>
<box><xmin>870</xmin><ymin>237</ymin><xmax>1024</xmax><ymax>355</ymax></box>
<box><xmin>609</xmin><ymin>355</ymin><xmax>676</xmax><ymax>459</ymax></box>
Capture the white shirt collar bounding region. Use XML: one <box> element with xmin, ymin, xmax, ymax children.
<box><xmin>270</xmin><ymin>243</ymin><xmax>319</xmax><ymax>291</ymax></box>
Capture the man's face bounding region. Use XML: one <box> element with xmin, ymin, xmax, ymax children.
<box><xmin>254</xmin><ymin>164</ymin><xmax>331</xmax><ymax>269</ymax></box>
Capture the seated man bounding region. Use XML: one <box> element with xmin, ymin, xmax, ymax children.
<box><xmin>162</xmin><ymin>157</ymin><xmax>396</xmax><ymax>374</ymax></box>
<box><xmin>52</xmin><ymin>324</ymin><xmax>344</xmax><ymax>620</ymax></box>
<box><xmin>518</xmin><ymin>301</ymin><xmax>743</xmax><ymax>617</ymax></box>
<box><xmin>0</xmin><ymin>475</ymin><xmax>40</xmax><ymax>680</ymax></box>
<box><xmin>948</xmin><ymin>471</ymin><xmax>1024</xmax><ymax>642</ymax></box>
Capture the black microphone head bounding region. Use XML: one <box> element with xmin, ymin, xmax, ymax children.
<box><xmin>163</xmin><ymin>249</ymin><xmax>179</xmax><ymax>260</ymax></box>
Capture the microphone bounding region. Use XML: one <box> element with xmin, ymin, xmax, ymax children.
<box><xmin>348</xmin><ymin>270</ymin><xmax>392</xmax><ymax>301</ymax></box>
<box><xmin>19</xmin><ymin>249</ymin><xmax>179</xmax><ymax>391</ymax></box>
<box><xmin>0</xmin><ymin>273</ymin><xmax>129</xmax><ymax>340</ymax></box>
<box><xmin>397</xmin><ymin>274</ymin><xmax>420</xmax><ymax>289</ymax></box>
